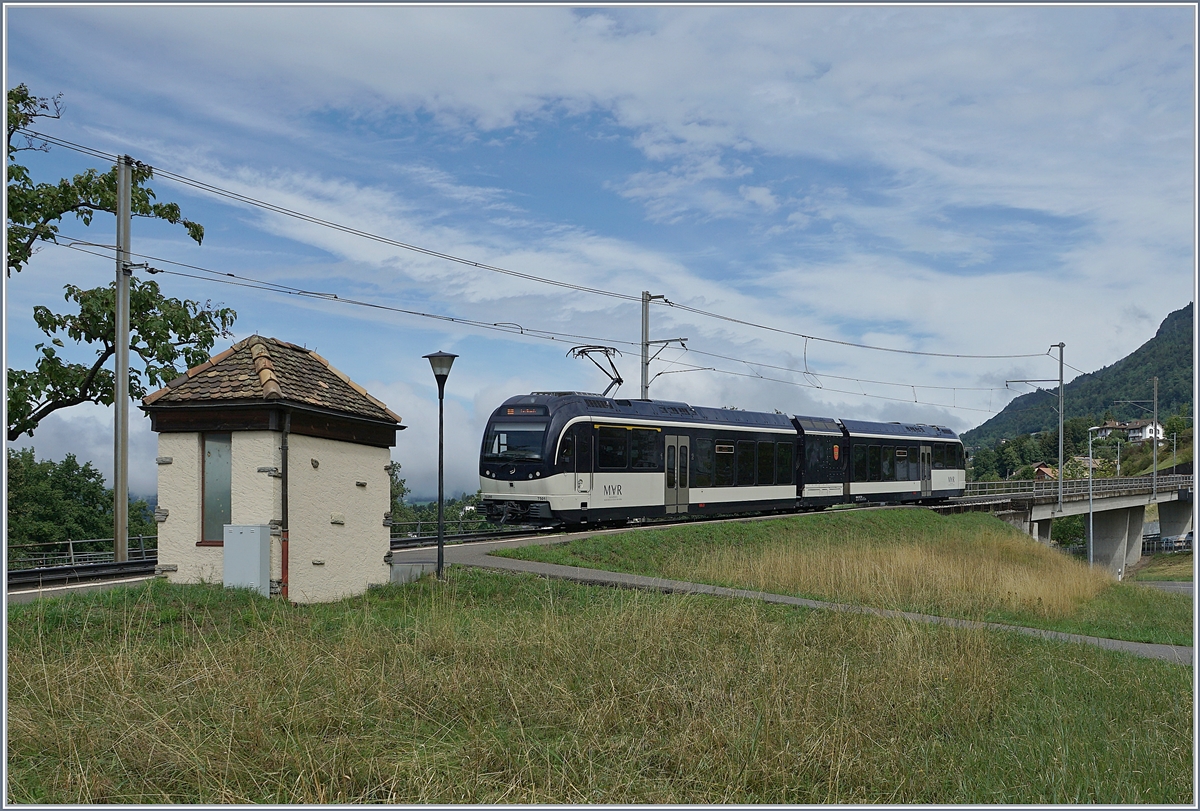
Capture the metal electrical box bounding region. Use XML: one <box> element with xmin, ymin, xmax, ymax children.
<box><xmin>223</xmin><ymin>525</ymin><xmax>271</xmax><ymax>597</ymax></box>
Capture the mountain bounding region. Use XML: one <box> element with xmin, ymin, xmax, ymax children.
<box><xmin>961</xmin><ymin>302</ymin><xmax>1194</xmax><ymax>448</ymax></box>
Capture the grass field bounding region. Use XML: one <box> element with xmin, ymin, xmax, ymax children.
<box><xmin>496</xmin><ymin>509</ymin><xmax>1193</xmax><ymax>646</ymax></box>
<box><xmin>5</xmin><ymin>572</ymin><xmax>1193</xmax><ymax>803</ymax></box>
<box><xmin>1131</xmin><ymin>552</ymin><xmax>1194</xmax><ymax>582</ymax></box>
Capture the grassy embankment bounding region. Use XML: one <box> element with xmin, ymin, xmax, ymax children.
<box><xmin>1131</xmin><ymin>552</ymin><xmax>1194</xmax><ymax>582</ymax></box>
<box><xmin>496</xmin><ymin>509</ymin><xmax>1192</xmax><ymax>646</ymax></box>
<box><xmin>5</xmin><ymin>572</ymin><xmax>1192</xmax><ymax>804</ymax></box>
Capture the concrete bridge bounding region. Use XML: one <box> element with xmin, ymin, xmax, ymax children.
<box><xmin>941</xmin><ymin>475</ymin><xmax>1194</xmax><ymax>578</ymax></box>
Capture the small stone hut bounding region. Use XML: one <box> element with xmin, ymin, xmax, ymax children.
<box><xmin>141</xmin><ymin>335</ymin><xmax>403</xmax><ymax>603</ymax></box>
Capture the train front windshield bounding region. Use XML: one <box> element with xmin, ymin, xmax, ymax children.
<box><xmin>483</xmin><ymin>421</ymin><xmax>548</xmax><ymax>461</ymax></box>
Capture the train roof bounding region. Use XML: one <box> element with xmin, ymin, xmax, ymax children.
<box><xmin>791</xmin><ymin>415</ymin><xmax>843</xmax><ymax>435</ymax></box>
<box><xmin>500</xmin><ymin>394</ymin><xmax>959</xmax><ymax>440</ymax></box>
<box><xmin>839</xmin><ymin>419</ymin><xmax>959</xmax><ymax>440</ymax></box>
<box><xmin>511</xmin><ymin>392</ymin><xmax>794</xmax><ymax>429</ymax></box>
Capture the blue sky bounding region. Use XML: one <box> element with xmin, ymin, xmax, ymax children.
<box><xmin>4</xmin><ymin>5</ymin><xmax>1196</xmax><ymax>501</ymax></box>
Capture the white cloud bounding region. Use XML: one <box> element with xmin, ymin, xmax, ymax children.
<box><xmin>5</xmin><ymin>4</ymin><xmax>1192</xmax><ymax>498</ymax></box>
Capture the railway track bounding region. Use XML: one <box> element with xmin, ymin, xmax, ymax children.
<box><xmin>7</xmin><ymin>559</ymin><xmax>158</xmax><ymax>591</ymax></box>
<box><xmin>4</xmin><ymin>507</ymin><xmax>900</xmax><ymax>592</ymax></box>
<box><xmin>5</xmin><ymin>497</ymin><xmax>1077</xmax><ymax>593</ymax></box>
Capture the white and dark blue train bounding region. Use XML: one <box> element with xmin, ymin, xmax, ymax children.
<box><xmin>479</xmin><ymin>392</ymin><xmax>966</xmax><ymax>527</ymax></box>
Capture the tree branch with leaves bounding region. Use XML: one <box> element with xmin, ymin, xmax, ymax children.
<box><xmin>6</xmin><ymin>84</ymin><xmax>236</xmax><ymax>441</ymax></box>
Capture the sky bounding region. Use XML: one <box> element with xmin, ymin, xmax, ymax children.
<box><xmin>4</xmin><ymin>4</ymin><xmax>1196</xmax><ymax>502</ymax></box>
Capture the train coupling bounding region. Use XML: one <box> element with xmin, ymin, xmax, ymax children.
<box><xmin>483</xmin><ymin>499</ymin><xmax>554</xmax><ymax>524</ymax></box>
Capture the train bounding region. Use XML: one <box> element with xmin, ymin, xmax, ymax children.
<box><xmin>478</xmin><ymin>391</ymin><xmax>967</xmax><ymax>528</ymax></box>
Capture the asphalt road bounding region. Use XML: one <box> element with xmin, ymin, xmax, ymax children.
<box><xmin>1135</xmin><ymin>580</ymin><xmax>1194</xmax><ymax>596</ymax></box>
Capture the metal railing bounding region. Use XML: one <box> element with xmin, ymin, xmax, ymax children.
<box><xmin>964</xmin><ymin>474</ymin><xmax>1192</xmax><ymax>499</ymax></box>
<box><xmin>7</xmin><ymin>536</ymin><xmax>158</xmax><ymax>571</ymax></box>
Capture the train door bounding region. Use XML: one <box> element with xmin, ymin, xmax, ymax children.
<box><xmin>664</xmin><ymin>435</ymin><xmax>689</xmax><ymax>514</ymax></box>
<box><xmin>920</xmin><ymin>445</ymin><xmax>932</xmax><ymax>497</ymax></box>
<box><xmin>574</xmin><ymin>424</ymin><xmax>592</xmax><ymax>494</ymax></box>
<box><xmin>837</xmin><ymin>438</ymin><xmax>850</xmax><ymax>501</ymax></box>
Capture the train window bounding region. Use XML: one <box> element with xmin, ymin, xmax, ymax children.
<box><xmin>853</xmin><ymin>444</ymin><xmax>868</xmax><ymax>482</ymax></box>
<box><xmin>933</xmin><ymin>444</ymin><xmax>945</xmax><ymax>469</ymax></box>
<box><xmin>666</xmin><ymin>445</ymin><xmax>676</xmax><ymax>488</ymax></box>
<box><xmin>895</xmin><ymin>447</ymin><xmax>907</xmax><ymax>481</ymax></box>
<box><xmin>693</xmin><ymin>439</ymin><xmax>714</xmax><ymax>488</ymax></box>
<box><xmin>680</xmin><ymin>448</ymin><xmax>689</xmax><ymax>489</ymax></box>
<box><xmin>757</xmin><ymin>441</ymin><xmax>775</xmax><ymax>486</ymax></box>
<box><xmin>868</xmin><ymin>445</ymin><xmax>881</xmax><ymax>482</ymax></box>
<box><xmin>807</xmin><ymin>437</ymin><xmax>824</xmax><ymax>469</ymax></box>
<box><xmin>557</xmin><ymin>434</ymin><xmax>574</xmax><ymax>466</ymax></box>
<box><xmin>776</xmin><ymin>442</ymin><xmax>793</xmax><ymax>485</ymax></box>
<box><xmin>715</xmin><ymin>441</ymin><xmax>735</xmax><ymax>486</ymax></box>
<box><xmin>909</xmin><ymin>446</ymin><xmax>920</xmax><ymax>480</ymax></box>
<box><xmin>576</xmin><ymin>426</ymin><xmax>592</xmax><ymax>471</ymax></box>
<box><xmin>736</xmin><ymin>441</ymin><xmax>756</xmax><ymax>486</ymax></box>
<box><xmin>882</xmin><ymin>446</ymin><xmax>895</xmax><ymax>481</ymax></box>
<box><xmin>954</xmin><ymin>445</ymin><xmax>963</xmax><ymax>469</ymax></box>
<box><xmin>597</xmin><ymin>427</ymin><xmax>629</xmax><ymax>469</ymax></box>
<box><xmin>630</xmin><ymin>429</ymin><xmax>659</xmax><ymax>469</ymax></box>
<box><xmin>484</xmin><ymin>421</ymin><xmax>548</xmax><ymax>461</ymax></box>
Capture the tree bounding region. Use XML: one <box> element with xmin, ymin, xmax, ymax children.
<box><xmin>388</xmin><ymin>462</ymin><xmax>418</xmax><ymax>526</ymax></box>
<box><xmin>7</xmin><ymin>84</ymin><xmax>236</xmax><ymax>440</ymax></box>
<box><xmin>6</xmin><ymin>447</ymin><xmax>156</xmax><ymax>564</ymax></box>
<box><xmin>1164</xmin><ymin>404</ymin><xmax>1192</xmax><ymax>438</ymax></box>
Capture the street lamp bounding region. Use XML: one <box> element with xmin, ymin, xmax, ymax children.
<box><xmin>1087</xmin><ymin>425</ymin><xmax>1101</xmax><ymax>567</ymax></box>
<box><xmin>423</xmin><ymin>350</ymin><xmax>458</xmax><ymax>580</ymax></box>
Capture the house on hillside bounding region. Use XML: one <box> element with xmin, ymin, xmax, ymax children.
<box><xmin>141</xmin><ymin>335</ymin><xmax>404</xmax><ymax>604</ymax></box>
<box><xmin>1095</xmin><ymin>419</ymin><xmax>1162</xmax><ymax>445</ymax></box>
<box><xmin>1070</xmin><ymin>456</ymin><xmax>1101</xmax><ymax>478</ymax></box>
<box><xmin>1125</xmin><ymin>419</ymin><xmax>1163</xmax><ymax>444</ymax></box>
<box><xmin>1032</xmin><ymin>462</ymin><xmax>1057</xmax><ymax>481</ymax></box>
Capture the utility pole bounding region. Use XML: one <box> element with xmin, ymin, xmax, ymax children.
<box><xmin>639</xmin><ymin>291</ymin><xmax>685</xmax><ymax>400</ymax></box>
<box><xmin>114</xmin><ymin>156</ymin><xmax>132</xmax><ymax>563</ymax></box>
<box><xmin>1152</xmin><ymin>376</ymin><xmax>1158</xmax><ymax>501</ymax></box>
<box><xmin>640</xmin><ymin>291</ymin><xmax>653</xmax><ymax>399</ymax></box>
<box><xmin>1007</xmin><ymin>341</ymin><xmax>1065</xmax><ymax>515</ymax></box>
<box><xmin>1055</xmin><ymin>343</ymin><xmax>1064</xmax><ymax>514</ymax></box>
<box><xmin>1114</xmin><ymin>381</ymin><xmax>1161</xmax><ymax>498</ymax></box>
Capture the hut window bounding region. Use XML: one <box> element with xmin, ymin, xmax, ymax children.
<box><xmin>202</xmin><ymin>433</ymin><xmax>232</xmax><ymax>542</ymax></box>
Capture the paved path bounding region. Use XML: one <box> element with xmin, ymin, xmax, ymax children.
<box><xmin>392</xmin><ymin>530</ymin><xmax>1193</xmax><ymax>666</ymax></box>
<box><xmin>1134</xmin><ymin>580</ymin><xmax>1194</xmax><ymax>596</ymax></box>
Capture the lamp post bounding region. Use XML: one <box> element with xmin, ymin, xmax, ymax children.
<box><xmin>1088</xmin><ymin>426</ymin><xmax>1100</xmax><ymax>567</ymax></box>
<box><xmin>423</xmin><ymin>351</ymin><xmax>458</xmax><ymax>580</ymax></box>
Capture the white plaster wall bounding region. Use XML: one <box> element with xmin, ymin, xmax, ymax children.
<box><xmin>231</xmin><ymin>431</ymin><xmax>283</xmax><ymax>584</ymax></box>
<box><xmin>154</xmin><ymin>432</ymin><xmax>222</xmax><ymax>584</ymax></box>
<box><xmin>287</xmin><ymin>434</ymin><xmax>391</xmax><ymax>604</ymax></box>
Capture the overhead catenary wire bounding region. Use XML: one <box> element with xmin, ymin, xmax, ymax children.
<box><xmin>53</xmin><ymin>238</ymin><xmax>1028</xmax><ymax>416</ymax></box>
<box><xmin>57</xmin><ymin>236</ymin><xmax>1018</xmax><ymax>397</ymax></box>
<box><xmin>54</xmin><ymin>241</ymin><xmax>642</xmax><ymax>349</ymax></box>
<box><xmin>24</xmin><ymin>127</ymin><xmax>1052</xmax><ymax>361</ymax></box>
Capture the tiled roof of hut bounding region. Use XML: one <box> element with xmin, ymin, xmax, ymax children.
<box><xmin>142</xmin><ymin>335</ymin><xmax>400</xmax><ymax>423</ymax></box>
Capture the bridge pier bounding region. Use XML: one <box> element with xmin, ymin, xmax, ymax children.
<box><xmin>996</xmin><ymin>509</ymin><xmax>1030</xmax><ymax>536</ymax></box>
<box><xmin>1032</xmin><ymin>519</ymin><xmax>1052</xmax><ymax>545</ymax></box>
<box><xmin>1159</xmin><ymin>499</ymin><xmax>1194</xmax><ymax>540</ymax></box>
<box><xmin>1085</xmin><ymin>506</ymin><xmax>1144</xmax><ymax>579</ymax></box>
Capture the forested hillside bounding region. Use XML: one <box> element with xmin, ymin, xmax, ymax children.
<box><xmin>962</xmin><ymin>303</ymin><xmax>1193</xmax><ymax>449</ymax></box>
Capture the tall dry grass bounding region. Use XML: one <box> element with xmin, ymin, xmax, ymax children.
<box><xmin>6</xmin><ymin>571</ymin><xmax>1192</xmax><ymax>804</ymax></box>
<box><xmin>666</xmin><ymin>515</ymin><xmax>1113</xmax><ymax>619</ymax></box>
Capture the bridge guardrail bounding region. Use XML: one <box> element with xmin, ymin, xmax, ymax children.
<box><xmin>964</xmin><ymin>475</ymin><xmax>1192</xmax><ymax>499</ymax></box>
<box><xmin>7</xmin><ymin>536</ymin><xmax>158</xmax><ymax>571</ymax></box>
